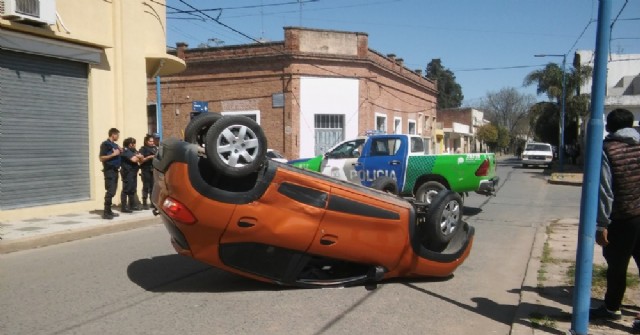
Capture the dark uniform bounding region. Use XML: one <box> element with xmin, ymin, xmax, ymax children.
<box><xmin>100</xmin><ymin>140</ymin><xmax>121</xmax><ymax>215</ymax></box>
<box><xmin>139</xmin><ymin>144</ymin><xmax>157</xmax><ymax>209</ymax></box>
<box><xmin>120</xmin><ymin>147</ymin><xmax>141</xmax><ymax>212</ymax></box>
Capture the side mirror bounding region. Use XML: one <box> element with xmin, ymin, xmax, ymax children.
<box><xmin>353</xmin><ymin>149</ymin><xmax>360</xmax><ymax>157</ymax></box>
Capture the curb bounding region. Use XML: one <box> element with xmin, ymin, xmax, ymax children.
<box><xmin>0</xmin><ymin>218</ymin><xmax>160</xmax><ymax>254</ymax></box>
<box><xmin>510</xmin><ymin>221</ymin><xmax>548</xmax><ymax>335</ymax></box>
<box><xmin>548</xmin><ymin>173</ymin><xmax>583</xmax><ymax>186</ymax></box>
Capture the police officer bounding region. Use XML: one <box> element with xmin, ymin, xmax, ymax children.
<box><xmin>139</xmin><ymin>134</ymin><xmax>157</xmax><ymax>209</ymax></box>
<box><xmin>120</xmin><ymin>137</ymin><xmax>144</xmax><ymax>213</ymax></box>
<box><xmin>99</xmin><ymin>128</ymin><xmax>122</xmax><ymax>220</ymax></box>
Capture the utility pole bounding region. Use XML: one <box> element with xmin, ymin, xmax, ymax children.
<box><xmin>570</xmin><ymin>0</ymin><xmax>612</xmax><ymax>334</ymax></box>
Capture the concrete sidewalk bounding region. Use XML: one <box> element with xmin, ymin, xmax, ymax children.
<box><xmin>511</xmin><ymin>218</ymin><xmax>640</xmax><ymax>335</ymax></box>
<box><xmin>0</xmin><ymin>208</ymin><xmax>160</xmax><ymax>254</ymax></box>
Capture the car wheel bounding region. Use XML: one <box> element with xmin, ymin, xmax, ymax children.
<box><xmin>371</xmin><ymin>177</ymin><xmax>399</xmax><ymax>195</ymax></box>
<box><xmin>421</xmin><ymin>190</ymin><xmax>463</xmax><ymax>247</ymax></box>
<box><xmin>415</xmin><ymin>181</ymin><xmax>446</xmax><ymax>205</ymax></box>
<box><xmin>184</xmin><ymin>112</ymin><xmax>223</xmax><ymax>146</ymax></box>
<box><xmin>204</xmin><ymin>115</ymin><xmax>267</xmax><ymax>177</ymax></box>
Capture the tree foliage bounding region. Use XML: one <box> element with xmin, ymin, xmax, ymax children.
<box><xmin>496</xmin><ymin>126</ymin><xmax>511</xmax><ymax>150</ymax></box>
<box><xmin>476</xmin><ymin>124</ymin><xmax>498</xmax><ymax>143</ymax></box>
<box><xmin>524</xmin><ymin>62</ymin><xmax>593</xmax><ymax>144</ymax></box>
<box><xmin>479</xmin><ymin>87</ymin><xmax>536</xmax><ymax>152</ymax></box>
<box><xmin>425</xmin><ymin>59</ymin><xmax>464</xmax><ymax>109</ymax></box>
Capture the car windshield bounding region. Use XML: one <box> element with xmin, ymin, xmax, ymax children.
<box><xmin>525</xmin><ymin>144</ymin><xmax>551</xmax><ymax>152</ymax></box>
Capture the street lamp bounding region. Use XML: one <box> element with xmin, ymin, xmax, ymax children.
<box><xmin>535</xmin><ymin>54</ymin><xmax>567</xmax><ymax>172</ymax></box>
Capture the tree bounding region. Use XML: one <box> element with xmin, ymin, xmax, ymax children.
<box><xmin>524</xmin><ymin>62</ymin><xmax>592</xmax><ymax>144</ymax></box>
<box><xmin>476</xmin><ymin>124</ymin><xmax>498</xmax><ymax>144</ymax></box>
<box><xmin>496</xmin><ymin>126</ymin><xmax>511</xmax><ymax>151</ymax></box>
<box><xmin>425</xmin><ymin>58</ymin><xmax>464</xmax><ymax>109</ymax></box>
<box><xmin>480</xmin><ymin>87</ymin><xmax>536</xmax><ymax>152</ymax></box>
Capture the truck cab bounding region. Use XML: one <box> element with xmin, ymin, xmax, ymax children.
<box><xmin>317</xmin><ymin>134</ymin><xmax>498</xmax><ymax>201</ymax></box>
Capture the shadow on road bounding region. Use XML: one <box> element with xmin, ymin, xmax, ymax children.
<box><xmin>403</xmin><ymin>282</ymin><xmax>568</xmax><ymax>335</ymax></box>
<box><xmin>463</xmin><ymin>206</ymin><xmax>483</xmax><ymax>216</ymax></box>
<box><xmin>127</xmin><ymin>254</ymin><xmax>282</xmax><ymax>293</ymax></box>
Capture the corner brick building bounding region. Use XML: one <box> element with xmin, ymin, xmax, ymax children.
<box><xmin>148</xmin><ymin>27</ymin><xmax>439</xmax><ymax>159</ymax></box>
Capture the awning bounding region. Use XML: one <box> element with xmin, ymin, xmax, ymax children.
<box><xmin>146</xmin><ymin>53</ymin><xmax>186</xmax><ymax>77</ymax></box>
<box><xmin>0</xmin><ymin>28</ymin><xmax>102</xmax><ymax>64</ymax></box>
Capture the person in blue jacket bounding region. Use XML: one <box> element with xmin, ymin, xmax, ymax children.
<box><xmin>99</xmin><ymin>128</ymin><xmax>122</xmax><ymax>220</ymax></box>
<box><xmin>120</xmin><ymin>137</ymin><xmax>144</xmax><ymax>213</ymax></box>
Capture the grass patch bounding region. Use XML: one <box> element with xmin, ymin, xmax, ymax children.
<box><xmin>566</xmin><ymin>263</ymin><xmax>640</xmax><ymax>289</ymax></box>
<box><xmin>546</xmin><ymin>224</ymin><xmax>555</xmax><ymax>235</ymax></box>
<box><xmin>537</xmin><ymin>240</ymin><xmax>550</xmax><ymax>287</ymax></box>
<box><xmin>537</xmin><ymin>225</ymin><xmax>556</xmax><ymax>287</ymax></box>
<box><xmin>529</xmin><ymin>312</ymin><xmax>558</xmax><ymax>329</ymax></box>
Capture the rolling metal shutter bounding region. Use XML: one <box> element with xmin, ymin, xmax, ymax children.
<box><xmin>0</xmin><ymin>48</ymin><xmax>89</xmax><ymax>209</ymax></box>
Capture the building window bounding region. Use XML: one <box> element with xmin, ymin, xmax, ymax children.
<box><xmin>375</xmin><ymin>113</ymin><xmax>387</xmax><ymax>133</ymax></box>
<box><xmin>314</xmin><ymin>114</ymin><xmax>345</xmax><ymax>155</ymax></box>
<box><xmin>408</xmin><ymin>119</ymin><xmax>416</xmax><ymax>135</ymax></box>
<box><xmin>147</xmin><ymin>104</ymin><xmax>157</xmax><ymax>135</ymax></box>
<box><xmin>394</xmin><ymin>117</ymin><xmax>402</xmax><ymax>134</ymax></box>
<box><xmin>222</xmin><ymin>110</ymin><xmax>260</xmax><ymax>124</ymax></box>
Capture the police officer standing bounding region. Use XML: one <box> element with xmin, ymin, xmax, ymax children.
<box><xmin>139</xmin><ymin>134</ymin><xmax>157</xmax><ymax>210</ymax></box>
<box><xmin>120</xmin><ymin>137</ymin><xmax>144</xmax><ymax>213</ymax></box>
<box><xmin>99</xmin><ymin>128</ymin><xmax>122</xmax><ymax>220</ymax></box>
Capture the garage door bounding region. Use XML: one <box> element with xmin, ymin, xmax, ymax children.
<box><xmin>0</xmin><ymin>49</ymin><xmax>89</xmax><ymax>209</ymax></box>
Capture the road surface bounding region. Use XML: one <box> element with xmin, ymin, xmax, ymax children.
<box><xmin>0</xmin><ymin>158</ymin><xmax>582</xmax><ymax>335</ymax></box>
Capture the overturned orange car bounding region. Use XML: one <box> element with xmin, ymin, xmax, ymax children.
<box><xmin>151</xmin><ymin>114</ymin><xmax>474</xmax><ymax>288</ymax></box>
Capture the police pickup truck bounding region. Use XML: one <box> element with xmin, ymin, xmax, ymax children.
<box><xmin>291</xmin><ymin>134</ymin><xmax>499</xmax><ymax>203</ymax></box>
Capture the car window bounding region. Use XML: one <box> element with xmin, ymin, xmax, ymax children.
<box><xmin>410</xmin><ymin>137</ymin><xmax>424</xmax><ymax>153</ymax></box>
<box><xmin>326</xmin><ymin>139</ymin><xmax>365</xmax><ymax>159</ymax></box>
<box><xmin>525</xmin><ymin>144</ymin><xmax>552</xmax><ymax>152</ymax></box>
<box><xmin>370</xmin><ymin>138</ymin><xmax>402</xmax><ymax>156</ymax></box>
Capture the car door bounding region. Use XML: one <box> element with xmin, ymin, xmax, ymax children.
<box><xmin>320</xmin><ymin>138</ymin><xmax>366</xmax><ymax>183</ymax></box>
<box><xmin>358</xmin><ymin>137</ymin><xmax>406</xmax><ymax>188</ymax></box>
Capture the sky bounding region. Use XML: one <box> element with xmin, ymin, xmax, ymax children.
<box><xmin>165</xmin><ymin>0</ymin><xmax>640</xmax><ymax>106</ymax></box>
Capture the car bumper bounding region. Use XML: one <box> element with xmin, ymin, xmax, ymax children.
<box><xmin>522</xmin><ymin>159</ymin><xmax>553</xmax><ymax>165</ymax></box>
<box><xmin>475</xmin><ymin>176</ymin><xmax>499</xmax><ymax>196</ymax></box>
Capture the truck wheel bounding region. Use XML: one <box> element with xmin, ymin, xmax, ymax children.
<box><xmin>204</xmin><ymin>115</ymin><xmax>267</xmax><ymax>177</ymax></box>
<box><xmin>184</xmin><ymin>112</ymin><xmax>222</xmax><ymax>146</ymax></box>
<box><xmin>421</xmin><ymin>190</ymin><xmax>463</xmax><ymax>247</ymax></box>
<box><xmin>371</xmin><ymin>177</ymin><xmax>399</xmax><ymax>195</ymax></box>
<box><xmin>415</xmin><ymin>181</ymin><xmax>446</xmax><ymax>205</ymax></box>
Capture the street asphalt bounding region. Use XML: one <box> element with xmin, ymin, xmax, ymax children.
<box><xmin>0</xmin><ymin>157</ymin><xmax>592</xmax><ymax>335</ymax></box>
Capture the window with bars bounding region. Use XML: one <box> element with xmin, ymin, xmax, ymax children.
<box><xmin>314</xmin><ymin>114</ymin><xmax>344</xmax><ymax>129</ymax></box>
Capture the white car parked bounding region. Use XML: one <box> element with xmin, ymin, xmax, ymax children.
<box><xmin>521</xmin><ymin>142</ymin><xmax>554</xmax><ymax>168</ymax></box>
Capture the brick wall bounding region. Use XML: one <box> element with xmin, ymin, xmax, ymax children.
<box><xmin>437</xmin><ymin>108</ymin><xmax>473</xmax><ymax>128</ymax></box>
<box><xmin>150</xmin><ymin>27</ymin><xmax>438</xmax><ymax>160</ymax></box>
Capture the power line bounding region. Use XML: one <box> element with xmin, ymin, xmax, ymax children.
<box><xmin>454</xmin><ymin>64</ymin><xmax>548</xmax><ymax>72</ymax></box>
<box><xmin>566</xmin><ymin>19</ymin><xmax>595</xmax><ymax>56</ymax></box>
<box><xmin>609</xmin><ymin>0</ymin><xmax>630</xmax><ymax>59</ymax></box>
<box><xmin>166</xmin><ymin>0</ymin><xmax>318</xmax><ymax>15</ymax></box>
<box><xmin>219</xmin><ymin>0</ymin><xmax>402</xmax><ymax>19</ymax></box>
<box><xmin>566</xmin><ymin>0</ymin><xmax>597</xmax><ymax>56</ymax></box>
<box><xmin>165</xmin><ymin>0</ymin><xmax>372</xmax><ymax>79</ymax></box>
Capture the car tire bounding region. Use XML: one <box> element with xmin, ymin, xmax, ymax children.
<box><xmin>371</xmin><ymin>177</ymin><xmax>399</xmax><ymax>195</ymax></box>
<box><xmin>184</xmin><ymin>112</ymin><xmax>223</xmax><ymax>146</ymax></box>
<box><xmin>421</xmin><ymin>190</ymin><xmax>463</xmax><ymax>248</ymax></box>
<box><xmin>415</xmin><ymin>181</ymin><xmax>447</xmax><ymax>205</ymax></box>
<box><xmin>204</xmin><ymin>115</ymin><xmax>267</xmax><ymax>177</ymax></box>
